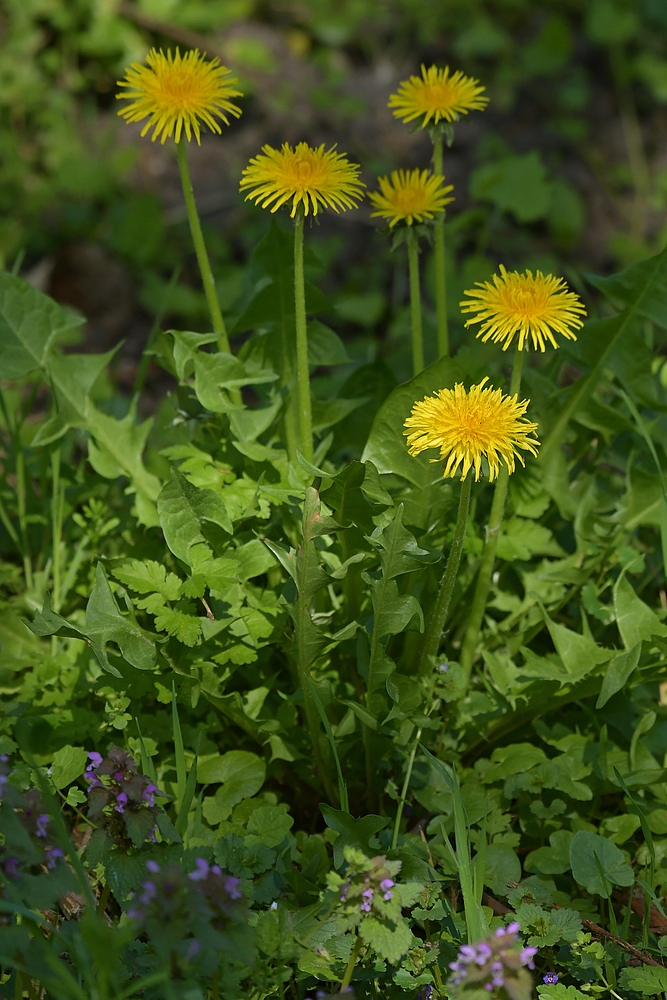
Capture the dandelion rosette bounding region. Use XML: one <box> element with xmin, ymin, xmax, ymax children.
<box><xmin>389</xmin><ymin>64</ymin><xmax>488</xmax><ymax>128</ymax></box>
<box><xmin>369</xmin><ymin>169</ymin><xmax>454</xmax><ymax>227</ymax></box>
<box><xmin>460</xmin><ymin>265</ymin><xmax>586</xmax><ymax>352</ymax></box>
<box><xmin>404</xmin><ymin>378</ymin><xmax>540</xmax><ymax>482</ymax></box>
<box><xmin>116</xmin><ymin>47</ymin><xmax>242</xmax><ymax>144</ymax></box>
<box><xmin>449</xmin><ymin>922</ymin><xmax>537</xmax><ymax>999</ymax></box>
<box><xmin>239</xmin><ymin>142</ymin><xmax>365</xmax><ymax>217</ymax></box>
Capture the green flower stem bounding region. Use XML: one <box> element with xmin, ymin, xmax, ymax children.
<box><xmin>341</xmin><ymin>935</ymin><xmax>364</xmax><ymax>991</ymax></box>
<box><xmin>391</xmin><ymin>726</ymin><xmax>422</xmax><ymax>850</ymax></box>
<box><xmin>293</xmin><ymin>213</ymin><xmax>314</xmax><ymax>461</ymax></box>
<box><xmin>176</xmin><ymin>138</ymin><xmax>230</xmax><ymax>354</ymax></box>
<box><xmin>407</xmin><ymin>229</ymin><xmax>424</xmax><ymax>376</ymax></box>
<box><xmin>459</xmin><ymin>347</ymin><xmax>524</xmax><ymax>681</ymax></box>
<box><xmin>418</xmin><ymin>474</ymin><xmax>473</xmax><ymax>677</ymax></box>
<box><xmin>432</xmin><ymin>134</ymin><xmax>449</xmax><ymax>357</ymax></box>
<box><xmin>51</xmin><ymin>448</ymin><xmax>64</xmax><ymax>613</ymax></box>
<box><xmin>15</xmin><ymin>447</ymin><xmax>32</xmax><ymax>591</ymax></box>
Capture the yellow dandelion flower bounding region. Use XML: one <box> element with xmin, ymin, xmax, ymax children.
<box><xmin>389</xmin><ymin>64</ymin><xmax>489</xmax><ymax>128</ymax></box>
<box><xmin>460</xmin><ymin>265</ymin><xmax>587</xmax><ymax>352</ymax></box>
<box><xmin>116</xmin><ymin>48</ymin><xmax>242</xmax><ymax>145</ymax></box>
<box><xmin>404</xmin><ymin>378</ymin><xmax>540</xmax><ymax>482</ymax></box>
<box><xmin>368</xmin><ymin>169</ymin><xmax>454</xmax><ymax>227</ymax></box>
<box><xmin>239</xmin><ymin>142</ymin><xmax>365</xmax><ymax>217</ymax></box>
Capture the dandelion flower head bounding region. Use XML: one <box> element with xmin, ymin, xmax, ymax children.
<box><xmin>404</xmin><ymin>378</ymin><xmax>540</xmax><ymax>482</ymax></box>
<box><xmin>239</xmin><ymin>142</ymin><xmax>365</xmax><ymax>217</ymax></box>
<box><xmin>389</xmin><ymin>65</ymin><xmax>488</xmax><ymax>128</ymax></box>
<box><xmin>460</xmin><ymin>265</ymin><xmax>586</xmax><ymax>352</ymax></box>
<box><xmin>369</xmin><ymin>169</ymin><xmax>454</xmax><ymax>227</ymax></box>
<box><xmin>116</xmin><ymin>48</ymin><xmax>242</xmax><ymax>145</ymax></box>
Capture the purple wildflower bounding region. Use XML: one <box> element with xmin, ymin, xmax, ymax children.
<box><xmin>437</xmin><ymin>662</ymin><xmax>449</xmax><ymax>673</ymax></box>
<box><xmin>35</xmin><ymin>814</ymin><xmax>50</xmax><ymax>838</ymax></box>
<box><xmin>187</xmin><ymin>938</ymin><xmax>201</xmax><ymax>959</ymax></box>
<box><xmin>2</xmin><ymin>857</ymin><xmax>20</xmax><ymax>879</ymax></box>
<box><xmin>380</xmin><ymin>877</ymin><xmax>394</xmax><ymax>900</ymax></box>
<box><xmin>225</xmin><ymin>876</ymin><xmax>243</xmax><ymax>900</ymax></box>
<box><xmin>146</xmin><ymin>860</ymin><xmax>160</xmax><ymax>874</ymax></box>
<box><xmin>360</xmin><ymin>888</ymin><xmax>373</xmax><ymax>912</ymax></box>
<box><xmin>418</xmin><ymin>987</ymin><xmax>433</xmax><ymax>1000</ymax></box>
<box><xmin>142</xmin><ymin>783</ymin><xmax>159</xmax><ymax>806</ymax></box>
<box><xmin>520</xmin><ymin>947</ymin><xmax>538</xmax><ymax>969</ymax></box>
<box><xmin>0</xmin><ymin>754</ymin><xmax>9</xmax><ymax>763</ymax></box>
<box><xmin>543</xmin><ymin>973</ymin><xmax>559</xmax><ymax>985</ymax></box>
<box><xmin>339</xmin><ymin>881</ymin><xmax>350</xmax><ymax>902</ymax></box>
<box><xmin>189</xmin><ymin>859</ymin><xmax>210</xmax><ymax>882</ymax></box>
<box><xmin>114</xmin><ymin>792</ymin><xmax>128</xmax><ymax>814</ymax></box>
<box><xmin>86</xmin><ymin>752</ymin><xmax>103</xmax><ymax>770</ymax></box>
<box><xmin>44</xmin><ymin>846</ymin><xmax>64</xmax><ymax>869</ymax></box>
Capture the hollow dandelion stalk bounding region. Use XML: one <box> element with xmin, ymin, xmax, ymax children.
<box><xmin>369</xmin><ymin>169</ymin><xmax>453</xmax><ymax>376</ymax></box>
<box><xmin>240</xmin><ymin>143</ymin><xmax>364</xmax><ymax>461</ymax></box>
<box><xmin>117</xmin><ymin>48</ymin><xmax>243</xmax><ymax>355</ymax></box>
<box><xmin>458</xmin><ymin>266</ymin><xmax>584</xmax><ymax>679</ymax></box>
<box><xmin>405</xmin><ymin>379</ymin><xmax>540</xmax><ymax>674</ymax></box>
<box><xmin>389</xmin><ymin>65</ymin><xmax>488</xmax><ymax>358</ymax></box>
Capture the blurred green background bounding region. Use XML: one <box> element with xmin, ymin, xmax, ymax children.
<box><xmin>3</xmin><ymin>0</ymin><xmax>667</xmax><ymax>389</ymax></box>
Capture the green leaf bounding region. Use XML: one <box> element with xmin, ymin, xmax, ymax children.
<box><xmin>319</xmin><ymin>805</ymin><xmax>389</xmax><ymax>868</ymax></box>
<box><xmin>569</xmin><ymin>830</ymin><xmax>634</xmax><ymax>897</ymax></box>
<box><xmin>50</xmin><ymin>746</ymin><xmax>89</xmax><ymax>790</ymax></box>
<box><xmin>367</xmin><ymin>504</ymin><xmax>432</xmax><ymax>580</ymax></box>
<box><xmin>484</xmin><ymin>843</ymin><xmax>521</xmax><ymax>896</ymax></box>
<box><xmin>361</xmin><ymin>354</ymin><xmax>466</xmax><ymax>486</ymax></box>
<box><xmin>469</xmin><ymin>151</ymin><xmax>552</xmax><ymax>223</ymax></box>
<box><xmin>541</xmin><ymin>606</ymin><xmax>613</xmax><ymax>678</ymax></box>
<box><xmin>542</xmin><ymin>242</ymin><xmax>667</xmax><ymax>460</ymax></box>
<box><xmin>246</xmin><ymin>805</ymin><xmax>294</xmax><ymax>848</ymax></box>
<box><xmin>168</xmin><ymin>330</ymin><xmax>277</xmax><ymax>411</ymax></box>
<box><xmin>525</xmin><ymin>830</ymin><xmax>574</xmax><ymax>875</ymax></box>
<box><xmin>614</xmin><ymin>574</ymin><xmax>667</xmax><ymax>649</ymax></box>
<box><xmin>596</xmin><ymin>642</ymin><xmax>641</xmax><ymax>708</ymax></box>
<box><xmin>231</xmin><ymin>222</ymin><xmax>329</xmax><ymax>336</ymax></box>
<box><xmin>496</xmin><ymin>518</ymin><xmax>562</xmax><ymax>561</ymax></box>
<box><xmin>113</xmin><ymin>560</ymin><xmax>182</xmax><ymax>601</ymax></box>
<box><xmin>538</xmin><ymin>984</ymin><xmax>589</xmax><ymax>1000</ymax></box>
<box><xmin>27</xmin><ymin>564</ymin><xmax>156</xmax><ymax>674</ymax></box>
<box><xmin>359</xmin><ymin>917</ymin><xmax>414</xmax><ymax>965</ymax></box>
<box><xmin>307</xmin><ymin>320</ymin><xmax>349</xmax><ymax>366</ymax></box>
<box><xmin>199</xmin><ymin>750</ymin><xmax>266</xmax><ymax>823</ymax></box>
<box><xmin>0</xmin><ymin>272</ymin><xmax>84</xmax><ymax>379</ymax></box>
<box><xmin>85</xmin><ymin>563</ymin><xmax>157</xmax><ymax>671</ymax></box>
<box><xmin>367</xmin><ymin>577</ymin><xmax>423</xmax><ymax>638</ymax></box>
<box><xmin>157</xmin><ymin>469</ymin><xmax>232</xmax><ymax>565</ymax></box>
<box><xmin>617</xmin><ymin>967</ymin><xmax>667</xmax><ymax>996</ymax></box>
<box><xmin>152</xmin><ymin>606</ymin><xmax>201</xmax><ymax>646</ymax></box>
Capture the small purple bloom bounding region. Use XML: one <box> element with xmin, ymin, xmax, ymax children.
<box><xmin>35</xmin><ymin>814</ymin><xmax>50</xmax><ymax>838</ymax></box>
<box><xmin>2</xmin><ymin>857</ymin><xmax>20</xmax><ymax>878</ymax></box>
<box><xmin>543</xmin><ymin>973</ymin><xmax>559</xmax><ymax>985</ymax></box>
<box><xmin>484</xmin><ymin>983</ymin><xmax>493</xmax><ymax>991</ymax></box>
<box><xmin>212</xmin><ymin>864</ymin><xmax>221</xmax><ymax>876</ymax></box>
<box><xmin>86</xmin><ymin>752</ymin><xmax>103</xmax><ymax>770</ymax></box>
<box><xmin>44</xmin><ymin>846</ymin><xmax>64</xmax><ymax>869</ymax></box>
<box><xmin>437</xmin><ymin>662</ymin><xmax>449</xmax><ymax>673</ymax></box>
<box><xmin>146</xmin><ymin>860</ymin><xmax>160</xmax><ymax>874</ymax></box>
<box><xmin>142</xmin><ymin>783</ymin><xmax>159</xmax><ymax>806</ymax></box>
<box><xmin>506</xmin><ymin>921</ymin><xmax>520</xmax><ymax>934</ymax></box>
<box><xmin>339</xmin><ymin>881</ymin><xmax>350</xmax><ymax>901</ymax></box>
<box><xmin>189</xmin><ymin>858</ymin><xmax>209</xmax><ymax>881</ymax></box>
<box><xmin>187</xmin><ymin>938</ymin><xmax>201</xmax><ymax>959</ymax></box>
<box><xmin>520</xmin><ymin>947</ymin><xmax>538</xmax><ymax>969</ymax></box>
<box><xmin>114</xmin><ymin>772</ymin><xmax>123</xmax><ymax>782</ymax></box>
<box><xmin>225</xmin><ymin>876</ymin><xmax>243</xmax><ymax>900</ymax></box>
<box><xmin>0</xmin><ymin>754</ymin><xmax>9</xmax><ymax>762</ymax></box>
<box><xmin>418</xmin><ymin>987</ymin><xmax>433</xmax><ymax>1000</ymax></box>
<box><xmin>360</xmin><ymin>888</ymin><xmax>373</xmax><ymax>912</ymax></box>
<box><xmin>114</xmin><ymin>792</ymin><xmax>128</xmax><ymax>814</ymax></box>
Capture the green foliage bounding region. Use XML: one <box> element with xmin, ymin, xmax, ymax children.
<box><xmin>4</xmin><ymin>6</ymin><xmax>667</xmax><ymax>993</ymax></box>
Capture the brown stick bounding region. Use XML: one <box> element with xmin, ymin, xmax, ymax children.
<box><xmin>482</xmin><ymin>892</ymin><xmax>662</xmax><ymax>968</ymax></box>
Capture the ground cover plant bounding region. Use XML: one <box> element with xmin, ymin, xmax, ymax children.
<box><xmin>3</xmin><ymin>18</ymin><xmax>667</xmax><ymax>1000</ymax></box>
